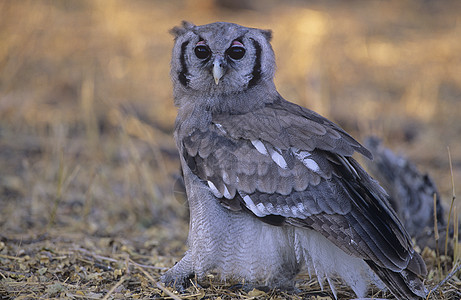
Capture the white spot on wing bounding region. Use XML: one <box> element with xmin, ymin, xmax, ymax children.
<box><xmin>282</xmin><ymin>205</ymin><xmax>291</xmax><ymax>214</ymax></box>
<box><xmin>214</xmin><ymin>123</ymin><xmax>227</xmax><ymax>134</ymax></box>
<box><xmin>256</xmin><ymin>203</ymin><xmax>267</xmax><ymax>214</ymax></box>
<box><xmin>252</xmin><ymin>141</ymin><xmax>288</xmax><ymax>169</ymax></box>
<box><xmin>297</xmin><ymin>202</ymin><xmax>305</xmax><ymax>211</ymax></box>
<box><xmin>271</xmin><ymin>151</ymin><xmax>288</xmax><ymax>169</ymax></box>
<box><xmin>297</xmin><ymin>202</ymin><xmax>307</xmax><ymax>217</ymax></box>
<box><xmin>207</xmin><ymin>180</ymin><xmax>222</xmax><ymax>197</ymax></box>
<box><xmin>223</xmin><ymin>184</ymin><xmax>232</xmax><ymax>199</ymax></box>
<box><xmin>243</xmin><ymin>195</ymin><xmax>266</xmax><ymax>217</ymax></box>
<box><xmin>251</xmin><ymin>140</ymin><xmax>268</xmax><ymax>155</ymax></box>
<box><xmin>265</xmin><ymin>202</ymin><xmax>274</xmax><ymax>211</ymax></box>
<box><xmin>222</xmin><ymin>171</ymin><xmax>230</xmax><ymax>184</ymax></box>
<box><xmin>293</xmin><ymin>149</ymin><xmax>320</xmax><ymax>172</ymax></box>
<box><xmin>303</xmin><ymin>158</ymin><xmax>320</xmax><ymax>172</ymax></box>
<box><xmin>208</xmin><ymin>179</ymin><xmax>232</xmax><ymax>199</ymax></box>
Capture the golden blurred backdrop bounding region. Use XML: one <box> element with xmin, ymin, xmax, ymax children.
<box><xmin>0</xmin><ymin>1</ymin><xmax>460</xmax><ymax>297</ymax></box>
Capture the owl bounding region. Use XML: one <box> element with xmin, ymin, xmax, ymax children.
<box><xmin>162</xmin><ymin>21</ymin><xmax>427</xmax><ymax>299</ymax></box>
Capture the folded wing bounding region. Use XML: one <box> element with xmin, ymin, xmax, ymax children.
<box><xmin>181</xmin><ymin>96</ymin><xmax>426</xmax><ymax>298</ymax></box>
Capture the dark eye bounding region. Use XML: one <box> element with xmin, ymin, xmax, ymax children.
<box><xmin>227</xmin><ymin>46</ymin><xmax>246</xmax><ymax>60</ymax></box>
<box><xmin>194</xmin><ymin>45</ymin><xmax>210</xmax><ymax>59</ymax></box>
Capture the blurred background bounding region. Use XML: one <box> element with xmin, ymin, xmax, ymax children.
<box><xmin>1</xmin><ymin>0</ymin><xmax>460</xmax><ymax>297</ymax></box>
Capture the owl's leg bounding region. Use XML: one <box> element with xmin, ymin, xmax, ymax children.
<box><xmin>160</xmin><ymin>250</ymin><xmax>195</xmax><ymax>291</ymax></box>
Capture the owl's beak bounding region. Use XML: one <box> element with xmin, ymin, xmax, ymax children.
<box><xmin>212</xmin><ymin>57</ymin><xmax>225</xmax><ymax>85</ymax></box>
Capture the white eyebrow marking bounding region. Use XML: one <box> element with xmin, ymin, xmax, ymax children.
<box><xmin>251</xmin><ymin>140</ymin><xmax>268</xmax><ymax>155</ymax></box>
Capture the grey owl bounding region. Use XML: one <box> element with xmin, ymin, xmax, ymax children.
<box><xmin>162</xmin><ymin>21</ymin><xmax>427</xmax><ymax>300</ymax></box>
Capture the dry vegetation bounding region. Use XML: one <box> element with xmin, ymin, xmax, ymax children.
<box><xmin>1</xmin><ymin>0</ymin><xmax>460</xmax><ymax>299</ymax></box>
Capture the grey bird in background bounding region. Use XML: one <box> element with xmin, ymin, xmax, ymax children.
<box><xmin>162</xmin><ymin>21</ymin><xmax>427</xmax><ymax>299</ymax></box>
<box><xmin>364</xmin><ymin>136</ymin><xmax>446</xmax><ymax>252</ymax></box>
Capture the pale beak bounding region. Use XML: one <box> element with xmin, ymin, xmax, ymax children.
<box><xmin>212</xmin><ymin>57</ymin><xmax>225</xmax><ymax>85</ymax></box>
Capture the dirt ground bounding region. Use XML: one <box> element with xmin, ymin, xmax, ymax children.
<box><xmin>1</xmin><ymin>0</ymin><xmax>460</xmax><ymax>299</ymax></box>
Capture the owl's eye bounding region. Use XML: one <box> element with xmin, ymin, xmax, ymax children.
<box><xmin>226</xmin><ymin>45</ymin><xmax>246</xmax><ymax>60</ymax></box>
<box><xmin>194</xmin><ymin>44</ymin><xmax>211</xmax><ymax>59</ymax></box>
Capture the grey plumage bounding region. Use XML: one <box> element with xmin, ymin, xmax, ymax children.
<box><xmin>162</xmin><ymin>21</ymin><xmax>427</xmax><ymax>299</ymax></box>
<box><xmin>364</xmin><ymin>136</ymin><xmax>446</xmax><ymax>251</ymax></box>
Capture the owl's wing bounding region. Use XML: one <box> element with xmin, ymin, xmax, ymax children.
<box><xmin>181</xmin><ymin>97</ymin><xmax>426</xmax><ymax>280</ymax></box>
<box><xmin>212</xmin><ymin>97</ymin><xmax>373</xmax><ymax>160</ymax></box>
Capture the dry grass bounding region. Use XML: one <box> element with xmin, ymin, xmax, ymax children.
<box><xmin>0</xmin><ymin>0</ymin><xmax>460</xmax><ymax>299</ymax></box>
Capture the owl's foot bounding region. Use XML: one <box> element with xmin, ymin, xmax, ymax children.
<box><xmin>161</xmin><ymin>254</ymin><xmax>197</xmax><ymax>292</ymax></box>
<box><xmin>160</xmin><ymin>269</ymin><xmax>195</xmax><ymax>292</ymax></box>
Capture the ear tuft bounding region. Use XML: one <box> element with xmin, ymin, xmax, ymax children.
<box><xmin>170</xmin><ymin>21</ymin><xmax>196</xmax><ymax>38</ymax></box>
<box><xmin>260</xmin><ymin>29</ymin><xmax>272</xmax><ymax>41</ymax></box>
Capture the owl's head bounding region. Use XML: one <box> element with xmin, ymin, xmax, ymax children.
<box><xmin>170</xmin><ymin>21</ymin><xmax>276</xmax><ymax>98</ymax></box>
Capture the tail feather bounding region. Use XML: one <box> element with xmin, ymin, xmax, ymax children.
<box><xmin>406</xmin><ymin>251</ymin><xmax>427</xmax><ymax>277</ymax></box>
<box><xmin>367</xmin><ymin>257</ymin><xmax>427</xmax><ymax>299</ymax></box>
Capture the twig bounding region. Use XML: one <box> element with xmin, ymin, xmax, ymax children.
<box><xmin>102</xmin><ymin>275</ymin><xmax>127</xmax><ymax>300</ymax></box>
<box><xmin>433</xmin><ymin>193</ymin><xmax>441</xmax><ymax>279</ymax></box>
<box><xmin>454</xmin><ymin>204</ymin><xmax>459</xmax><ymax>265</ymax></box>
<box><xmin>130</xmin><ymin>258</ymin><xmax>182</xmax><ymax>300</ymax></box>
<box><xmin>0</xmin><ymin>254</ymin><xmax>22</xmax><ymax>260</ymax></box>
<box><xmin>73</xmin><ymin>247</ymin><xmax>119</xmax><ymax>263</ymax></box>
<box><xmin>444</xmin><ymin>146</ymin><xmax>457</xmax><ymax>272</ymax></box>
<box><xmin>128</xmin><ymin>259</ymin><xmax>167</xmax><ymax>270</ymax></box>
<box><xmin>426</xmin><ymin>263</ymin><xmax>461</xmax><ymax>299</ymax></box>
<box><xmin>73</xmin><ymin>247</ymin><xmax>167</xmax><ymax>270</ymax></box>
